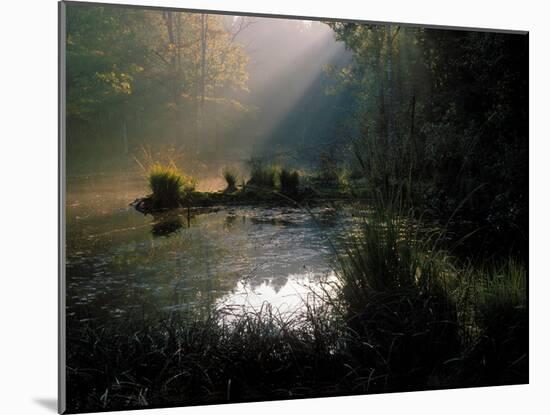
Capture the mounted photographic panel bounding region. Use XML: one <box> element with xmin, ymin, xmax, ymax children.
<box><xmin>59</xmin><ymin>1</ymin><xmax>529</xmax><ymax>413</ymax></box>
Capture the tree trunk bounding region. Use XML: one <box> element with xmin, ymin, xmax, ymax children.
<box><xmin>163</xmin><ymin>11</ymin><xmax>175</xmax><ymax>66</ymax></box>
<box><xmin>386</xmin><ymin>23</ymin><xmax>394</xmax><ymax>147</ymax></box>
<box><xmin>409</xmin><ymin>94</ymin><xmax>416</xmax><ymax>154</ymax></box>
<box><xmin>163</xmin><ymin>11</ymin><xmax>180</xmax><ymax>142</ymax></box>
<box><xmin>174</xmin><ymin>13</ymin><xmax>186</xmax><ymax>145</ymax></box>
<box><xmin>197</xmin><ymin>14</ymin><xmax>208</xmax><ymax>154</ymax></box>
<box><xmin>122</xmin><ymin>117</ymin><xmax>128</xmax><ymax>155</ymax></box>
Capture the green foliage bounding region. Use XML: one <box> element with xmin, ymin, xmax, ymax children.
<box><xmin>279</xmin><ymin>168</ymin><xmax>300</xmax><ymax>195</ymax></box>
<box><xmin>66</xmin><ymin>4</ymin><xmax>250</xmax><ymax>156</ymax></box>
<box><xmin>66</xmin><ymin>5</ymin><xmax>149</xmax><ymax>120</ymax></box>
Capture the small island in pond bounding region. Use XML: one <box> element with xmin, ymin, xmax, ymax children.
<box><xmin>131</xmin><ymin>158</ymin><xmax>355</xmax><ymax>215</ymax></box>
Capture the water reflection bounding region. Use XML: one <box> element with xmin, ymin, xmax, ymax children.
<box><xmin>151</xmin><ymin>213</ymin><xmax>185</xmax><ymax>237</ymax></box>
<box><xmin>66</xmin><ymin>174</ymin><xmax>355</xmax><ymax>324</ymax></box>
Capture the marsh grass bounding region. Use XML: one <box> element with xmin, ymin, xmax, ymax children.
<box><xmin>327</xmin><ymin>204</ymin><xmax>462</xmax><ymax>388</ymax></box>
<box><xmin>315</xmin><ymin>196</ymin><xmax>527</xmax><ymax>390</ymax></box>
<box><xmin>132</xmin><ymin>145</ymin><xmax>196</xmax><ymax>210</ymax></box>
<box><xmin>459</xmin><ymin>259</ymin><xmax>528</xmax><ymax>386</ymax></box>
<box><xmin>476</xmin><ymin>259</ymin><xmax>527</xmax><ymax>325</ymax></box>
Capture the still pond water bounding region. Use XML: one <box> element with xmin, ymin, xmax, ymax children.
<box><xmin>66</xmin><ymin>174</ymin><xmax>357</xmax><ymax>323</ymax></box>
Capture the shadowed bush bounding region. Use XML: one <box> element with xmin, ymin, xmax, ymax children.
<box><xmin>279</xmin><ymin>168</ymin><xmax>300</xmax><ymax>195</ymax></box>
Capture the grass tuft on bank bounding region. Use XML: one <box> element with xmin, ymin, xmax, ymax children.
<box><xmin>148</xmin><ymin>163</ymin><xmax>195</xmax><ymax>209</ymax></box>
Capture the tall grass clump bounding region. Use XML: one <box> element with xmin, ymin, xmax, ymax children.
<box><xmin>222</xmin><ymin>166</ymin><xmax>239</xmax><ymax>193</ymax></box>
<box><xmin>334</xmin><ymin>206</ymin><xmax>461</xmax><ymax>389</ymax></box>
<box><xmin>246</xmin><ymin>158</ymin><xmax>278</xmax><ymax>189</ymax></box>
<box><xmin>279</xmin><ymin>168</ymin><xmax>300</xmax><ymax>195</ymax></box>
<box><xmin>476</xmin><ymin>259</ymin><xmax>526</xmax><ymax>331</ymax></box>
<box><xmin>148</xmin><ymin>163</ymin><xmax>195</xmax><ymax>209</ymax></box>
<box><xmin>461</xmin><ymin>259</ymin><xmax>527</xmax><ymax>385</ymax></box>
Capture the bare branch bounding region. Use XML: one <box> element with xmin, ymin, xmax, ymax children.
<box><xmin>229</xmin><ymin>17</ymin><xmax>257</xmax><ymax>43</ymax></box>
<box><xmin>391</xmin><ymin>26</ymin><xmax>401</xmax><ymax>43</ymax></box>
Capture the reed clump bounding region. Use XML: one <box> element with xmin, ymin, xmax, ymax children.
<box><xmin>148</xmin><ymin>163</ymin><xmax>195</xmax><ymax>209</ymax></box>
<box><xmin>222</xmin><ymin>166</ymin><xmax>239</xmax><ymax>193</ymax></box>
<box><xmin>332</xmin><ymin>207</ymin><xmax>461</xmax><ymax>388</ymax></box>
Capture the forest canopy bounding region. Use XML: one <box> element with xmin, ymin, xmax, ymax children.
<box><xmin>66</xmin><ymin>5</ymin><xmax>350</xmax><ymax>171</ymax></box>
<box><xmin>67</xmin><ymin>6</ymin><xmax>249</xmax><ymax>156</ymax></box>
